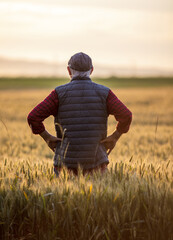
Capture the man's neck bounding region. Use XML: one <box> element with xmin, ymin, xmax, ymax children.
<box><xmin>71</xmin><ymin>76</ymin><xmax>91</xmax><ymax>81</ymax></box>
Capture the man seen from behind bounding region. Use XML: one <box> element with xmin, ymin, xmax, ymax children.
<box><xmin>27</xmin><ymin>52</ymin><xmax>132</xmax><ymax>176</ymax></box>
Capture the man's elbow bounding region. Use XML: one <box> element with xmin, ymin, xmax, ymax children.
<box><xmin>27</xmin><ymin>112</ymin><xmax>32</xmax><ymax>126</ymax></box>
<box><xmin>27</xmin><ymin>112</ymin><xmax>36</xmax><ymax>133</ymax></box>
<box><xmin>118</xmin><ymin>110</ymin><xmax>132</xmax><ymax>134</ymax></box>
<box><xmin>126</xmin><ymin>110</ymin><xmax>132</xmax><ymax>130</ymax></box>
<box><xmin>27</xmin><ymin>112</ymin><xmax>45</xmax><ymax>134</ymax></box>
<box><xmin>123</xmin><ymin>109</ymin><xmax>132</xmax><ymax>124</ymax></box>
<box><xmin>128</xmin><ymin>110</ymin><xmax>132</xmax><ymax>124</ymax></box>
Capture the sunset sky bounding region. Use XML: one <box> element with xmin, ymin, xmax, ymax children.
<box><xmin>0</xmin><ymin>0</ymin><xmax>173</xmax><ymax>75</ymax></box>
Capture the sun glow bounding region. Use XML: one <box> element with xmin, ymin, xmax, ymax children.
<box><xmin>0</xmin><ymin>0</ymin><xmax>173</xmax><ymax>76</ymax></box>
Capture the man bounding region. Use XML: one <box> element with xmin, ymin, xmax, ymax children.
<box><xmin>27</xmin><ymin>52</ymin><xmax>132</xmax><ymax>176</ymax></box>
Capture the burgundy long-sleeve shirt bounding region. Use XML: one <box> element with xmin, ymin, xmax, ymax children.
<box><xmin>28</xmin><ymin>89</ymin><xmax>132</xmax><ymax>134</ymax></box>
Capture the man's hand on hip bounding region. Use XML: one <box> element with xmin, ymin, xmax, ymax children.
<box><xmin>100</xmin><ymin>130</ymin><xmax>122</xmax><ymax>155</ymax></box>
<box><xmin>40</xmin><ymin>130</ymin><xmax>62</xmax><ymax>152</ymax></box>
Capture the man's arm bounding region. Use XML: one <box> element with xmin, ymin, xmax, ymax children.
<box><xmin>101</xmin><ymin>130</ymin><xmax>122</xmax><ymax>155</ymax></box>
<box><xmin>101</xmin><ymin>89</ymin><xmax>132</xmax><ymax>155</ymax></box>
<box><xmin>27</xmin><ymin>90</ymin><xmax>61</xmax><ymax>152</ymax></box>
<box><xmin>40</xmin><ymin>130</ymin><xmax>61</xmax><ymax>152</ymax></box>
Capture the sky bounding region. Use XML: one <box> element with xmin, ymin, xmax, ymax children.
<box><xmin>0</xmin><ymin>0</ymin><xmax>173</xmax><ymax>75</ymax></box>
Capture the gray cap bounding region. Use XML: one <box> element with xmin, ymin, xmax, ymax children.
<box><xmin>68</xmin><ymin>52</ymin><xmax>93</xmax><ymax>72</ymax></box>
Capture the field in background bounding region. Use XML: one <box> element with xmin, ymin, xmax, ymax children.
<box><xmin>0</xmin><ymin>76</ymin><xmax>173</xmax><ymax>89</ymax></box>
<box><xmin>0</xmin><ymin>78</ymin><xmax>173</xmax><ymax>239</ymax></box>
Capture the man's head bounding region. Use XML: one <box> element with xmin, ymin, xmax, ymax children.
<box><xmin>67</xmin><ymin>52</ymin><xmax>93</xmax><ymax>78</ymax></box>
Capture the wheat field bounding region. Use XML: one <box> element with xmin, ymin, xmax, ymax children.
<box><xmin>0</xmin><ymin>86</ymin><xmax>173</xmax><ymax>240</ymax></box>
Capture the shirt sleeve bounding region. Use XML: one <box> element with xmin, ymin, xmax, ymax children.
<box><xmin>107</xmin><ymin>89</ymin><xmax>132</xmax><ymax>133</ymax></box>
<box><xmin>27</xmin><ymin>90</ymin><xmax>58</xmax><ymax>134</ymax></box>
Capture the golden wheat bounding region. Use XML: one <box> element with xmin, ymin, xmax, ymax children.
<box><xmin>0</xmin><ymin>87</ymin><xmax>172</xmax><ymax>240</ymax></box>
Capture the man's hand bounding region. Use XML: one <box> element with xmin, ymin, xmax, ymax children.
<box><xmin>100</xmin><ymin>130</ymin><xmax>122</xmax><ymax>155</ymax></box>
<box><xmin>40</xmin><ymin>130</ymin><xmax>62</xmax><ymax>152</ymax></box>
<box><xmin>46</xmin><ymin>135</ymin><xmax>61</xmax><ymax>152</ymax></box>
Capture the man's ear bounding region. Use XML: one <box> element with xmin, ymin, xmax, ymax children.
<box><xmin>90</xmin><ymin>67</ymin><xmax>94</xmax><ymax>75</ymax></box>
<box><xmin>67</xmin><ymin>66</ymin><xmax>72</xmax><ymax>77</ymax></box>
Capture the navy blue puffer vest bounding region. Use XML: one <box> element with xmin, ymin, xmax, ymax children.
<box><xmin>54</xmin><ymin>77</ymin><xmax>110</xmax><ymax>169</ymax></box>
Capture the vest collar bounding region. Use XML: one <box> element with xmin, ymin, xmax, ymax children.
<box><xmin>71</xmin><ymin>76</ymin><xmax>91</xmax><ymax>82</ymax></box>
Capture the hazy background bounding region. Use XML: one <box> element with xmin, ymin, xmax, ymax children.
<box><xmin>0</xmin><ymin>0</ymin><xmax>173</xmax><ymax>77</ymax></box>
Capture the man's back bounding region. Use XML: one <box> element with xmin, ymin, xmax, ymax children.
<box><xmin>54</xmin><ymin>77</ymin><xmax>109</xmax><ymax>169</ymax></box>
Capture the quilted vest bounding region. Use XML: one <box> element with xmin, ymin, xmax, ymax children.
<box><xmin>54</xmin><ymin>77</ymin><xmax>110</xmax><ymax>169</ymax></box>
